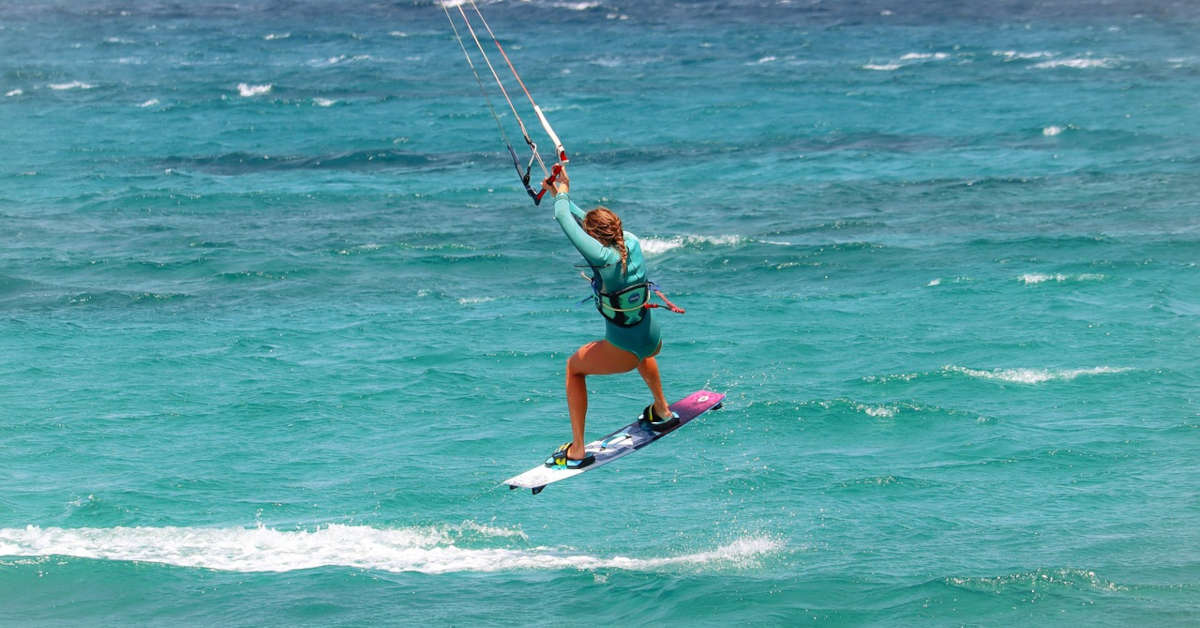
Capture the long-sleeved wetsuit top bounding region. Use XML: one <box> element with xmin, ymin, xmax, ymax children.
<box><xmin>554</xmin><ymin>192</ymin><xmax>661</xmax><ymax>359</ymax></box>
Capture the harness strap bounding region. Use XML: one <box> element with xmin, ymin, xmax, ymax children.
<box><xmin>578</xmin><ymin>275</ymin><xmax>686</xmax><ymax>316</ymax></box>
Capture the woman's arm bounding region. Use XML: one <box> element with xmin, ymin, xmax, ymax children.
<box><xmin>554</xmin><ymin>193</ymin><xmax>609</xmax><ymax>265</ymax></box>
<box><xmin>547</xmin><ymin>168</ymin><xmax>610</xmax><ymax>265</ymax></box>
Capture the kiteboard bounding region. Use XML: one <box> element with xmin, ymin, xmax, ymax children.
<box><xmin>504</xmin><ymin>389</ymin><xmax>725</xmax><ymax>494</ymax></box>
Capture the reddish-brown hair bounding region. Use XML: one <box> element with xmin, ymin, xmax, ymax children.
<box><xmin>583</xmin><ymin>206</ymin><xmax>628</xmax><ymax>274</ymax></box>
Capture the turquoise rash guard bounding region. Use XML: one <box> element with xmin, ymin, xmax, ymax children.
<box><xmin>554</xmin><ymin>192</ymin><xmax>662</xmax><ymax>359</ymax></box>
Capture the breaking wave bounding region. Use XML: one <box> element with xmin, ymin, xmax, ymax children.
<box><xmin>639</xmin><ymin>234</ymin><xmax>761</xmax><ymax>255</ymax></box>
<box><xmin>0</xmin><ymin>524</ymin><xmax>781</xmax><ymax>575</ymax></box>
<box><xmin>944</xmin><ymin>365</ymin><xmax>1130</xmax><ymax>384</ymax></box>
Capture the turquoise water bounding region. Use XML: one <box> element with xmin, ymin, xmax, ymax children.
<box><xmin>2</xmin><ymin>0</ymin><xmax>1198</xmax><ymax>624</ymax></box>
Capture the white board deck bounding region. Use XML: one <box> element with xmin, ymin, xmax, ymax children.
<box><xmin>504</xmin><ymin>389</ymin><xmax>725</xmax><ymax>494</ymax></box>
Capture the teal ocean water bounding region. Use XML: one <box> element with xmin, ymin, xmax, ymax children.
<box><xmin>2</xmin><ymin>0</ymin><xmax>1198</xmax><ymax>624</ymax></box>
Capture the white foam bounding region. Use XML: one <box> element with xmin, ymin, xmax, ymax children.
<box><xmin>237</xmin><ymin>83</ymin><xmax>272</xmax><ymax>97</ymax></box>
<box><xmin>49</xmin><ymin>81</ymin><xmax>94</xmax><ymax>90</ymax></box>
<box><xmin>855</xmin><ymin>403</ymin><xmax>897</xmax><ymax>418</ymax></box>
<box><xmin>452</xmin><ymin>520</ymin><xmax>528</xmax><ymax>540</ymax></box>
<box><xmin>313</xmin><ymin>97</ymin><xmax>337</xmax><ymax>107</ymax></box>
<box><xmin>590</xmin><ymin>57</ymin><xmax>625</xmax><ymax>68</ymax></box>
<box><xmin>1033</xmin><ymin>58</ymin><xmax>1115</xmax><ymax>69</ymax></box>
<box><xmin>1021</xmin><ymin>272</ymin><xmax>1066</xmax><ymax>284</ymax></box>
<box><xmin>927</xmin><ymin>278</ymin><xmax>942</xmax><ymax>287</ymax></box>
<box><xmin>948</xmin><ymin>568</ymin><xmax>1125</xmax><ymax>593</ymax></box>
<box><xmin>337</xmin><ymin>243</ymin><xmax>381</xmax><ymax>255</ymax></box>
<box><xmin>316</xmin><ymin>54</ymin><xmax>371</xmax><ymax>67</ymax></box>
<box><xmin>0</xmin><ymin>525</ymin><xmax>780</xmax><ymax>574</ymax></box>
<box><xmin>899</xmin><ymin>52</ymin><xmax>948</xmax><ymax>61</ymax></box>
<box><xmin>457</xmin><ymin>296</ymin><xmax>496</xmax><ymax>305</ymax></box>
<box><xmin>138</xmin><ymin>98</ymin><xmax>159</xmax><ymax>108</ymax></box>
<box><xmin>639</xmin><ymin>239</ymin><xmax>684</xmax><ymax>255</ymax></box>
<box><xmin>639</xmin><ymin>234</ymin><xmax>746</xmax><ymax>256</ymax></box>
<box><xmin>863</xmin><ymin>63</ymin><xmax>901</xmax><ymax>71</ymax></box>
<box><xmin>945</xmin><ymin>365</ymin><xmax>1130</xmax><ymax>385</ymax></box>
<box><xmin>1020</xmin><ymin>272</ymin><xmax>1104</xmax><ymax>284</ymax></box>
<box><xmin>5</xmin><ymin>89</ymin><xmax>21</xmax><ymax>97</ymax></box>
<box><xmin>1042</xmin><ymin>125</ymin><xmax>1064</xmax><ymax>136</ymax></box>
<box><xmin>552</xmin><ymin>1</ymin><xmax>602</xmax><ymax>9</ymax></box>
<box><xmin>993</xmin><ymin>50</ymin><xmax>1055</xmax><ymax>61</ymax></box>
<box><xmin>264</xmin><ymin>32</ymin><xmax>290</xmax><ymax>41</ymax></box>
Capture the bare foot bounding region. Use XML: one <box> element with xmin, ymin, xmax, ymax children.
<box><xmin>567</xmin><ymin>443</ymin><xmax>588</xmax><ymax>460</ymax></box>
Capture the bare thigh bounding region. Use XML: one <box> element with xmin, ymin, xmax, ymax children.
<box><xmin>567</xmin><ymin>340</ymin><xmax>641</xmax><ymax>376</ymax></box>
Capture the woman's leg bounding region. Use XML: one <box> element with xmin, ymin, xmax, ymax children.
<box><xmin>565</xmin><ymin>340</ymin><xmax>640</xmax><ymax>459</ymax></box>
<box><xmin>636</xmin><ymin>354</ymin><xmax>671</xmax><ymax>418</ymax></box>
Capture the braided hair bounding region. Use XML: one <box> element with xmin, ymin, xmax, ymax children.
<box><xmin>583</xmin><ymin>206</ymin><xmax>628</xmax><ymax>274</ymax></box>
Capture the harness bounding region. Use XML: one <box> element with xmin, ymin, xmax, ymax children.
<box><xmin>582</xmin><ymin>270</ymin><xmax>685</xmax><ymax>327</ymax></box>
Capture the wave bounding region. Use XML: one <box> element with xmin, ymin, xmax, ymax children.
<box><xmin>639</xmin><ymin>234</ymin><xmax>751</xmax><ymax>255</ymax></box>
<box><xmin>48</xmin><ymin>81</ymin><xmax>94</xmax><ymax>90</ymax></box>
<box><xmin>865</xmin><ymin>365</ymin><xmax>1131</xmax><ymax>386</ymax></box>
<box><xmin>860</xmin><ymin>51</ymin><xmax>1120</xmax><ymax>72</ymax></box>
<box><xmin>0</xmin><ymin>273</ymin><xmax>38</xmax><ymax>297</ymax></box>
<box><xmin>336</xmin><ymin>243</ymin><xmax>382</xmax><ymax>256</ymax></box>
<box><xmin>945</xmin><ymin>365</ymin><xmax>1130</xmax><ymax>385</ymax></box>
<box><xmin>63</xmin><ymin>290</ymin><xmax>192</xmax><ymax>307</ymax></box>
<box><xmin>5</xmin><ymin>89</ymin><xmax>21</xmax><ymax>97</ymax></box>
<box><xmin>550</xmin><ymin>1</ymin><xmax>603</xmax><ymax>9</ymax></box>
<box><xmin>945</xmin><ymin>568</ymin><xmax>1125</xmax><ymax>593</ymax></box>
<box><xmin>312</xmin><ymin>54</ymin><xmax>371</xmax><ymax>67</ymax></box>
<box><xmin>161</xmin><ymin>149</ymin><xmax>439</xmax><ymax>174</ymax></box>
<box><xmin>802</xmin><ymin>398</ymin><xmax>985</xmax><ymax>423</ymax></box>
<box><xmin>449</xmin><ymin>0</ymin><xmax>600</xmax><ymax>9</ymax></box>
<box><xmin>862</xmin><ymin>51</ymin><xmax>949</xmax><ymax>71</ymax></box>
<box><xmin>992</xmin><ymin>50</ymin><xmax>1055</xmax><ymax>61</ymax></box>
<box><xmin>1033</xmin><ymin>57</ymin><xmax>1118</xmax><ymax>69</ymax></box>
<box><xmin>0</xmin><ymin>524</ymin><xmax>780</xmax><ymax>575</ymax></box>
<box><xmin>835</xmin><ymin>474</ymin><xmax>939</xmax><ymax>490</ymax></box>
<box><xmin>1019</xmin><ymin>272</ymin><xmax>1105</xmax><ymax>284</ymax></box>
<box><xmin>1042</xmin><ymin>125</ymin><xmax>1064</xmax><ymax>136</ymax></box>
<box><xmin>236</xmin><ymin>82</ymin><xmax>271</xmax><ymax>97</ymax></box>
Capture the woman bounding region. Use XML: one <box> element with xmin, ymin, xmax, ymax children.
<box><xmin>543</xmin><ymin>166</ymin><xmax>677</xmax><ymax>469</ymax></box>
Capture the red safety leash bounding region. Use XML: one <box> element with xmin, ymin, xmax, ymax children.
<box><xmin>647</xmin><ymin>289</ymin><xmax>686</xmax><ymax>315</ymax></box>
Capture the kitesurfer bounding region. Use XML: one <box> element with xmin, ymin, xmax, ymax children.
<box><xmin>543</xmin><ymin>167</ymin><xmax>678</xmax><ymax>469</ymax></box>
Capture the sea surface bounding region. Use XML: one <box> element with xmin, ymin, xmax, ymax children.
<box><xmin>2</xmin><ymin>0</ymin><xmax>1198</xmax><ymax>625</ymax></box>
